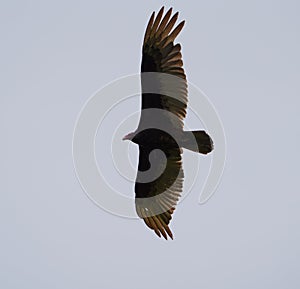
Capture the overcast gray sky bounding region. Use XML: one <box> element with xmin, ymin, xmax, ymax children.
<box><xmin>1</xmin><ymin>1</ymin><xmax>300</xmax><ymax>289</ymax></box>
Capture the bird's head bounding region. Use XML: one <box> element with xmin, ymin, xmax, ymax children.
<box><xmin>122</xmin><ymin>131</ymin><xmax>136</xmax><ymax>141</ymax></box>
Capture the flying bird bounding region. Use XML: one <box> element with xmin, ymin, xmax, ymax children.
<box><xmin>123</xmin><ymin>7</ymin><xmax>213</xmax><ymax>239</ymax></box>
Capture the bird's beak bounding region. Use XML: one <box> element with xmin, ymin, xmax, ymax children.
<box><xmin>123</xmin><ymin>132</ymin><xmax>135</xmax><ymax>141</ymax></box>
<box><xmin>122</xmin><ymin>134</ymin><xmax>130</xmax><ymax>141</ymax></box>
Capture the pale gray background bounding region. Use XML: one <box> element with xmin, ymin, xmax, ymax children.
<box><xmin>1</xmin><ymin>0</ymin><xmax>300</xmax><ymax>288</ymax></box>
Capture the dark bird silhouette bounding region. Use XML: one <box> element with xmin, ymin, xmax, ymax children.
<box><xmin>123</xmin><ymin>7</ymin><xmax>213</xmax><ymax>239</ymax></box>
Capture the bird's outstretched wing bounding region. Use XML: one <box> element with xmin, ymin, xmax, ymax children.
<box><xmin>135</xmin><ymin>144</ymin><xmax>183</xmax><ymax>240</ymax></box>
<box><xmin>140</xmin><ymin>6</ymin><xmax>188</xmax><ymax>128</ymax></box>
<box><xmin>135</xmin><ymin>7</ymin><xmax>187</xmax><ymax>239</ymax></box>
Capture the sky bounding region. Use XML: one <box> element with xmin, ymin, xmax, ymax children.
<box><xmin>1</xmin><ymin>0</ymin><xmax>300</xmax><ymax>288</ymax></box>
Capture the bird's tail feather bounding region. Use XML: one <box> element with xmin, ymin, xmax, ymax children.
<box><xmin>182</xmin><ymin>130</ymin><xmax>213</xmax><ymax>154</ymax></box>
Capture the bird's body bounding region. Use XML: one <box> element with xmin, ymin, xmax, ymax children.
<box><xmin>123</xmin><ymin>7</ymin><xmax>213</xmax><ymax>239</ymax></box>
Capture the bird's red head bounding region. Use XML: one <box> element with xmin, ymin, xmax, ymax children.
<box><xmin>122</xmin><ymin>132</ymin><xmax>135</xmax><ymax>141</ymax></box>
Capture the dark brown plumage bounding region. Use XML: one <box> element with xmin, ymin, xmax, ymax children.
<box><xmin>123</xmin><ymin>7</ymin><xmax>213</xmax><ymax>239</ymax></box>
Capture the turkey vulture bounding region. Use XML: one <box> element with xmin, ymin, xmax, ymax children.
<box><xmin>123</xmin><ymin>7</ymin><xmax>213</xmax><ymax>239</ymax></box>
